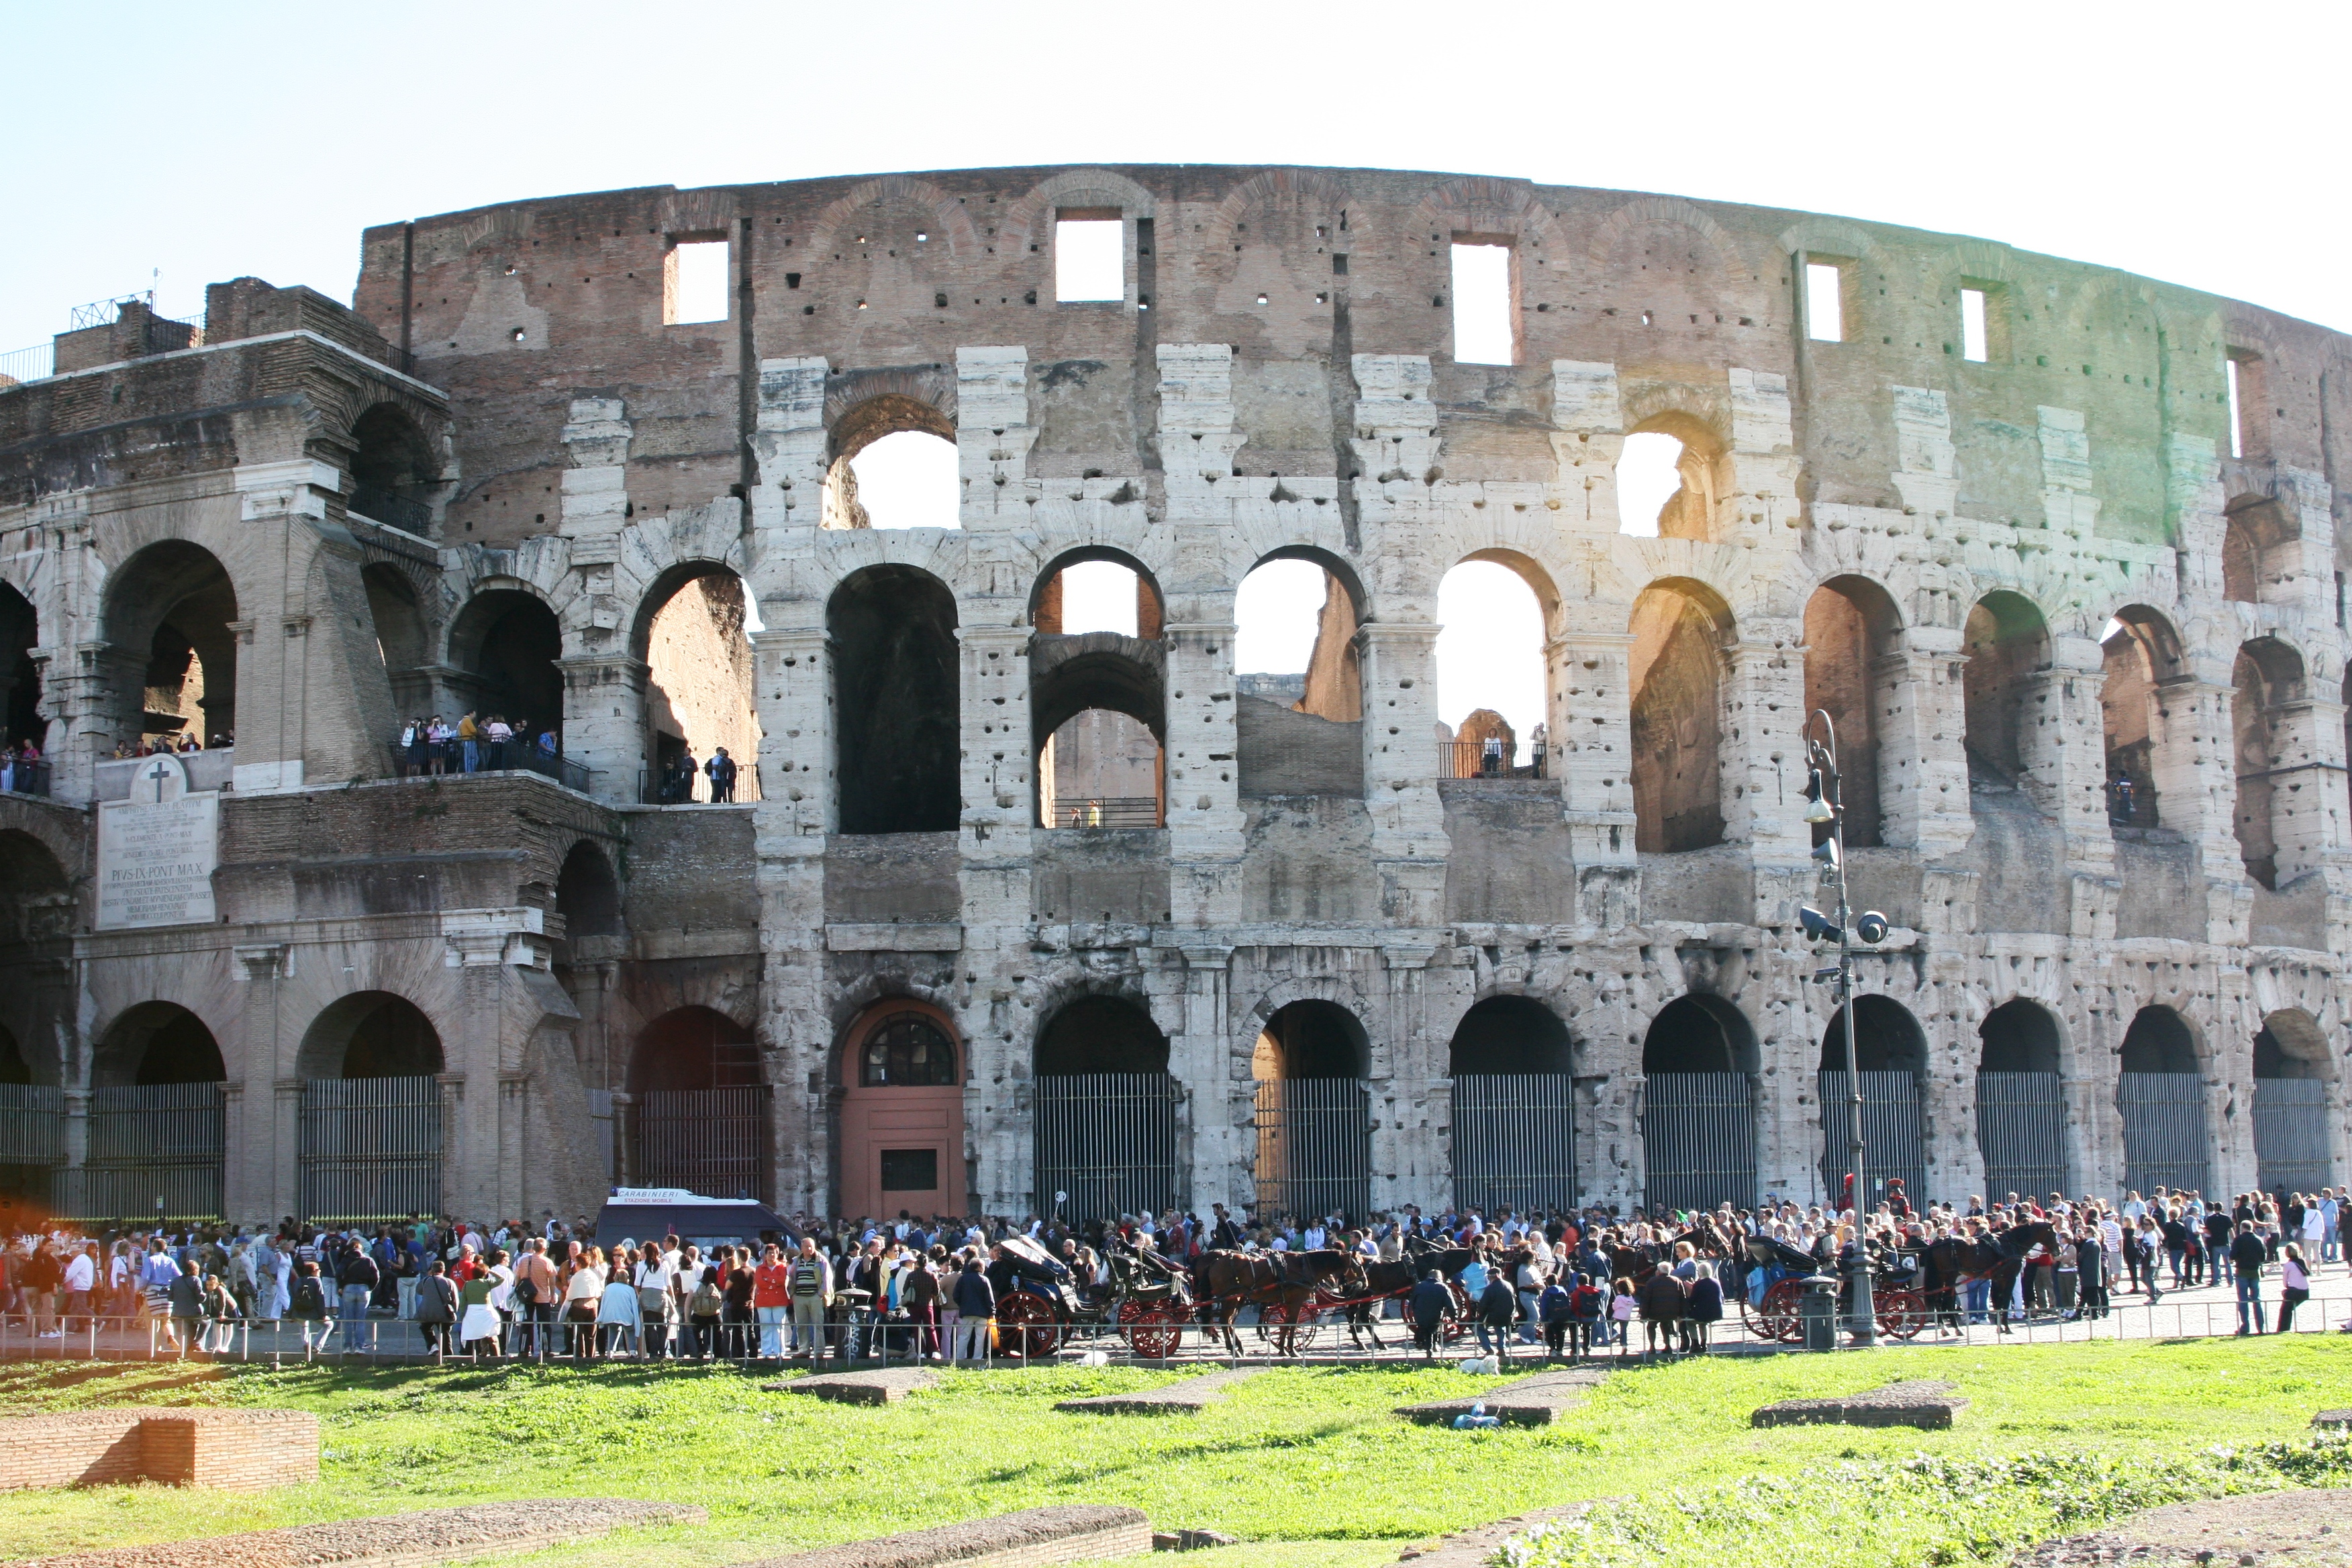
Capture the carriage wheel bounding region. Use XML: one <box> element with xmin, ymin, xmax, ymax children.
<box><xmin>995</xmin><ymin>1291</ymin><xmax>1062</xmax><ymax>1359</ymax></box>
<box><xmin>1264</xmin><ymin>1301</ymin><xmax>1324</xmax><ymax>1353</ymax></box>
<box><xmin>1755</xmin><ymin>1278</ymin><xmax>1808</xmax><ymax>1344</ymax></box>
<box><xmin>1121</xmin><ymin>1301</ymin><xmax>1185</xmax><ymax>1359</ymax></box>
<box><xmin>1875</xmin><ymin>1287</ymin><xmax>1928</xmax><ymax>1342</ymax></box>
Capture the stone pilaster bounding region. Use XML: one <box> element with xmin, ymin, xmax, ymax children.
<box><xmin>1357</xmin><ymin>621</ymin><xmax>1446</xmax><ymax>925</ymax></box>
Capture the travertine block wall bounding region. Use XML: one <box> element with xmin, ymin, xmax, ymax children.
<box><xmin>1</xmin><ymin>166</ymin><xmax>2348</xmax><ymax>1223</ymax></box>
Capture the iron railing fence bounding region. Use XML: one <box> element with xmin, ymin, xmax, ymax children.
<box><xmin>1976</xmin><ymin>1071</ymin><xmax>2071</xmax><ymax>1201</ymax></box>
<box><xmin>1253</xmin><ymin>1077</ymin><xmax>1369</xmax><ymax>1228</ymax></box>
<box><xmin>632</xmin><ymin>1086</ymin><xmax>771</xmax><ymax>1201</ymax></box>
<box><xmin>48</xmin><ymin>1083</ymin><xmax>227</xmax><ymax>1226</ymax></box>
<box><xmin>640</xmin><ymin>761</ymin><xmax>762</xmax><ymax>805</ymax></box>
<box><xmin>300</xmin><ymin>1076</ymin><xmax>443</xmax><ymax>1225</ymax></box>
<box><xmin>1034</xmin><ymin>1072</ymin><xmax>1182</xmax><ymax>1224</ymax></box>
<box><xmin>2253</xmin><ymin>1077</ymin><xmax>2333</xmax><ymax>1194</ymax></box>
<box><xmin>0</xmin><ymin>342</ymin><xmax>55</xmax><ymax>384</ymax></box>
<box><xmin>1816</xmin><ymin>1069</ymin><xmax>1926</xmax><ymax>1209</ymax></box>
<box><xmin>1453</xmin><ymin>1073</ymin><xmax>1577</xmax><ymax>1215</ymax></box>
<box><xmin>1640</xmin><ymin>1072</ymin><xmax>1757</xmax><ymax>1215</ymax></box>
<box><xmin>347</xmin><ymin>485</ymin><xmax>434</xmax><ymax>535</ymax></box>
<box><xmin>1</xmin><ymin>758</ymin><xmax>52</xmax><ymax>796</ymax></box>
<box><xmin>2118</xmin><ymin>1072</ymin><xmax>2212</xmax><ymax>1199</ymax></box>
<box><xmin>1437</xmin><ymin>740</ymin><xmax>1549</xmax><ymax>780</ymax></box>
<box><xmin>1046</xmin><ymin>797</ymin><xmax>1160</xmax><ymax>829</ymax></box>
<box><xmin>0</xmin><ymin>1083</ymin><xmax>65</xmax><ymax>1167</ymax></box>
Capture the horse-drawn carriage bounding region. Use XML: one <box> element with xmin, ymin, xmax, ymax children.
<box><xmin>985</xmin><ymin>1234</ymin><xmax>1193</xmax><ymax>1358</ymax></box>
<box><xmin>1736</xmin><ymin>1234</ymin><xmax>1927</xmax><ymax>1342</ymax></box>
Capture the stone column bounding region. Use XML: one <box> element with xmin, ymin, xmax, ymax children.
<box><xmin>1553</xmin><ymin>622</ymin><xmax>1638</xmax><ymax>928</ymax></box>
<box><xmin>1375</xmin><ymin>942</ymin><xmax>1439</xmax><ymax>1212</ymax></box>
<box><xmin>1161</xmin><ymin>614</ymin><xmax>1246</xmax><ymax>926</ymax></box>
<box><xmin>1721</xmin><ymin>630</ymin><xmax>1810</xmax><ymax>924</ymax></box>
<box><xmin>554</xmin><ymin>398</ymin><xmax>640</xmax><ymax>803</ymax></box>
<box><xmin>1176</xmin><ymin>944</ymin><xmax>1244</xmax><ymax>1212</ymax></box>
<box><xmin>2152</xmin><ymin>671</ymin><xmax>2254</xmax><ymax>943</ymax></box>
<box><xmin>1358</xmin><ymin>622</ymin><xmax>1447</xmax><ymax>926</ymax></box>
<box><xmin>1874</xmin><ymin>643</ymin><xmax>1972</xmax><ymax>861</ymax></box>
<box><xmin>229</xmin><ymin>460</ymin><xmax>348</xmax><ymax>792</ymax></box>
<box><xmin>554</xmin><ymin>653</ymin><xmax>648</xmax><ymax>803</ymax></box>
<box><xmin>2261</xmin><ymin>693</ymin><xmax>2349</xmax><ymax>889</ymax></box>
<box><xmin>228</xmin><ymin>943</ymin><xmax>286</xmax><ymax>1223</ymax></box>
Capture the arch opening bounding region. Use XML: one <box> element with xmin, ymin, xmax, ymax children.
<box><xmin>2253</xmin><ymin>1009</ymin><xmax>2329</xmax><ymax>1082</ymax></box>
<box><xmin>638</xmin><ymin>565</ymin><xmax>762</xmax><ymax>804</ymax></box>
<box><xmin>1614</xmin><ymin>417</ymin><xmax>1727</xmax><ymax>540</ymax></box>
<box><xmin>362</xmin><ymin>564</ymin><xmax>430</xmax><ymax>715</ymax></box>
<box><xmin>101</xmin><ymin>540</ymin><xmax>238</xmax><ymax>750</ymax></box>
<box><xmin>348</xmin><ymin>403</ymin><xmax>441</xmax><ymax>535</ymax></box>
<box><xmin>2252</xmin><ymin>1008</ymin><xmax>2334</xmax><ymax>1196</ymax></box>
<box><xmin>299</xmin><ymin>992</ymin><xmax>444</xmax><ymax>1081</ymax></box>
<box><xmin>1234</xmin><ymin>552</ymin><xmax>1363</xmax><ymax>796</ymax></box>
<box><xmin>1039</xmin><ymin>707</ymin><xmax>1162</xmax><ymax>829</ymax></box>
<box><xmin>827</xmin><ymin>398</ymin><xmax>959</xmax><ymax>531</ymax></box>
<box><xmin>1977</xmin><ymin>998</ymin><xmax>2063</xmax><ymax>1075</ymax></box>
<box><xmin>0</xmin><ymin>829</ymin><xmax>68</xmax><ymax>947</ymax></box>
<box><xmin>1802</xmin><ymin>576</ymin><xmax>1901</xmax><ymax>848</ymax></box>
<box><xmin>93</xmin><ymin>1001</ymin><xmax>224</xmax><ymax>1089</ymax></box>
<box><xmin>2100</xmin><ymin>607</ymin><xmax>2182</xmax><ymax>830</ymax></box>
<box><xmin>1033</xmin><ymin>994</ymin><xmax>1179</xmax><ymax>1224</ymax></box>
<box><xmin>295</xmin><ymin>993</ymin><xmax>444</xmax><ymax>1224</ymax></box>
<box><xmin>444</xmin><ymin>589</ymin><xmax>562</xmax><ymax>767</ymax></box>
<box><xmin>1449</xmin><ymin>995</ymin><xmax>1576</xmax><ymax>1214</ymax></box>
<box><xmin>1252</xmin><ymin>998</ymin><xmax>1370</xmax><ymax>1225</ymax></box>
<box><xmin>837</xmin><ymin>1003</ymin><xmax>965</xmax><ymax>1220</ymax></box>
<box><xmin>830</xmin><ymin>565</ymin><xmax>960</xmax><ymax>835</ymax></box>
<box><xmin>1976</xmin><ymin>998</ymin><xmax>2068</xmax><ymax>1197</ymax></box>
<box><xmin>629</xmin><ymin>1006</ymin><xmax>769</xmax><ymax>1200</ymax></box>
<box><xmin>1629</xmin><ymin>579</ymin><xmax>1731</xmax><ymax>852</ymax></box>
<box><xmin>554</xmin><ymin>840</ymin><xmax>623</xmax><ymax>961</ymax></box>
<box><xmin>2231</xmin><ymin>637</ymin><xmax>2305</xmax><ymax>891</ymax></box>
<box><xmin>1436</xmin><ymin>556</ymin><xmax>1549</xmax><ymax>777</ymax></box>
<box><xmin>1034</xmin><ymin>551</ymin><xmax>1163</xmax><ymax>640</ymax></box>
<box><xmin>76</xmin><ymin>1002</ymin><xmax>226</xmax><ymax>1225</ymax></box>
<box><xmin>1817</xmin><ymin>995</ymin><xmax>1927</xmax><ymax>1210</ymax></box>
<box><xmin>0</xmin><ymin>582</ymin><xmax>42</xmax><ymax>758</ymax></box>
<box><xmin>2222</xmin><ymin>495</ymin><xmax>2296</xmax><ymax>605</ymax></box>
<box><xmin>2116</xmin><ymin>1004</ymin><xmax>2212</xmax><ymax>1199</ymax></box>
<box><xmin>1639</xmin><ymin>993</ymin><xmax>1759</xmax><ymax>1214</ymax></box>
<box><xmin>1961</xmin><ymin>590</ymin><xmax>2049</xmax><ymax>795</ymax></box>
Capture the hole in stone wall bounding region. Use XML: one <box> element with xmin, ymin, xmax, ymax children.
<box><xmin>1806</xmin><ymin>261</ymin><xmax>1846</xmax><ymax>342</ymax></box>
<box><xmin>664</xmin><ymin>238</ymin><xmax>729</xmax><ymax>324</ymax></box>
<box><xmin>1449</xmin><ymin>240</ymin><xmax>1513</xmax><ymax>364</ymax></box>
<box><xmin>1629</xmin><ymin>579</ymin><xmax>1731</xmax><ymax>852</ymax></box>
<box><xmin>834</xmin><ymin>426</ymin><xmax>959</xmax><ymax>530</ymax></box>
<box><xmin>640</xmin><ymin>567</ymin><xmax>763</xmax><ymax>804</ymax></box>
<box><xmin>1961</xmin><ymin>287</ymin><xmax>1989</xmax><ymax>362</ymax></box>
<box><xmin>1055</xmin><ymin>215</ymin><xmax>1123</xmax><ymax>302</ymax></box>
<box><xmin>1614</xmin><ymin>432</ymin><xmax>1685</xmax><ymax>537</ymax></box>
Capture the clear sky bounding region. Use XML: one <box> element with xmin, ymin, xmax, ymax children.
<box><xmin>6</xmin><ymin>0</ymin><xmax>2339</xmax><ymax>748</ymax></box>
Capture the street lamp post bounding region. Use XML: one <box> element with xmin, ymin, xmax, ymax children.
<box><xmin>1799</xmin><ymin>709</ymin><xmax>1891</xmax><ymax>1348</ymax></box>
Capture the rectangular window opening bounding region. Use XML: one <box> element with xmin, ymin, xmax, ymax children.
<box><xmin>663</xmin><ymin>238</ymin><xmax>729</xmax><ymax>325</ymax></box>
<box><xmin>1805</xmin><ymin>262</ymin><xmax>1845</xmax><ymax>342</ymax></box>
<box><xmin>2224</xmin><ymin>352</ymin><xmax>2267</xmax><ymax>461</ymax></box>
<box><xmin>2225</xmin><ymin>358</ymin><xmax>2243</xmax><ymax>459</ymax></box>
<box><xmin>1055</xmin><ymin>212</ymin><xmax>1124</xmax><ymax>303</ymax></box>
<box><xmin>879</xmin><ymin>1148</ymin><xmax>940</xmax><ymax>1192</ymax></box>
<box><xmin>1450</xmin><ymin>240</ymin><xmax>1514</xmax><ymax>365</ymax></box>
<box><xmin>1960</xmin><ymin>287</ymin><xmax>1989</xmax><ymax>362</ymax></box>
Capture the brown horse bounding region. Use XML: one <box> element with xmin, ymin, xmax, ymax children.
<box><xmin>1197</xmin><ymin>1248</ymin><xmax>1365</xmax><ymax>1356</ymax></box>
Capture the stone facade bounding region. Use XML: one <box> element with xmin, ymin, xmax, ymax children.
<box><xmin>1</xmin><ymin>164</ymin><xmax>2347</xmax><ymax>1226</ymax></box>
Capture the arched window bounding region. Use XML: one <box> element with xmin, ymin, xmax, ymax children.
<box><xmin>101</xmin><ymin>541</ymin><xmax>238</xmax><ymax>750</ymax></box>
<box><xmin>830</xmin><ymin>565</ymin><xmax>959</xmax><ymax>835</ymax></box>
<box><xmin>1233</xmin><ymin>552</ymin><xmax>1365</xmax><ymax>797</ymax></box>
<box><xmin>554</xmin><ymin>840</ymin><xmax>622</xmax><ymax>963</ymax></box>
<box><xmin>446</xmin><ymin>589</ymin><xmax>563</xmax><ymax>761</ymax></box>
<box><xmin>1629</xmin><ymin>579</ymin><xmax>1732</xmax><ymax>852</ymax></box>
<box><xmin>1032</xmin><ymin>995</ymin><xmax>1179</xmax><ymax>1224</ymax></box>
<box><xmin>2100</xmin><ymin>607</ymin><xmax>2183</xmax><ymax>830</ymax></box>
<box><xmin>2116</xmin><ymin>1005</ymin><xmax>2210</xmax><ymax>1197</ymax></box>
<box><xmin>1435</xmin><ymin>556</ymin><xmax>1551</xmax><ymax>779</ymax></box>
<box><xmin>1976</xmin><ymin>998</ymin><xmax>2067</xmax><ymax>1199</ymax></box>
<box><xmin>0</xmin><ymin>582</ymin><xmax>40</xmax><ymax>754</ymax></box>
<box><xmin>826</xmin><ymin>397</ymin><xmax>959</xmax><ymax>530</ymax></box>
<box><xmin>1032</xmin><ymin>551</ymin><xmax>1166</xmax><ymax>832</ymax></box>
<box><xmin>1035</xmin><ymin>555</ymin><xmax>1161</xmax><ymax>638</ymax></box>
<box><xmin>1802</xmin><ymin>577</ymin><xmax>1900</xmax><ymax>848</ymax></box>
<box><xmin>1817</xmin><ymin>995</ymin><xmax>1927</xmax><ymax>1209</ymax></box>
<box><xmin>2232</xmin><ymin>637</ymin><xmax>2305</xmax><ymax>890</ymax></box>
<box><xmin>1961</xmin><ymin>591</ymin><xmax>2049</xmax><ymax>796</ymax></box>
<box><xmin>2221</xmin><ymin>495</ymin><xmax>2295</xmax><ymax>605</ymax></box>
<box><xmin>348</xmin><ymin>403</ymin><xmax>441</xmax><ymax>535</ymax></box>
<box><xmin>1613</xmin><ymin>417</ymin><xmax>1727</xmax><ymax>540</ymax></box>
<box><xmin>859</xmin><ymin>1013</ymin><xmax>959</xmax><ymax>1087</ymax></box>
<box><xmin>296</xmin><ymin>993</ymin><xmax>444</xmax><ymax>1224</ymax></box>
<box><xmin>299</xmin><ymin>993</ymin><xmax>444</xmax><ymax>1081</ymax></box>
<box><xmin>1639</xmin><ymin>995</ymin><xmax>1758</xmax><ymax>1214</ymax></box>
<box><xmin>1252</xmin><ymin>999</ymin><xmax>1370</xmax><ymax>1224</ymax></box>
<box><xmin>637</xmin><ymin>565</ymin><xmax>762</xmax><ymax>804</ymax></box>
<box><xmin>93</xmin><ymin>1002</ymin><xmax>226</xmax><ymax>1088</ymax></box>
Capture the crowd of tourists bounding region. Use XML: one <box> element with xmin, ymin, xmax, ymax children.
<box><xmin>395</xmin><ymin>714</ymin><xmax>558</xmax><ymax>777</ymax></box>
<box><xmin>0</xmin><ymin>737</ymin><xmax>42</xmax><ymax>792</ymax></box>
<box><xmin>107</xmin><ymin>730</ymin><xmax>228</xmax><ymax>758</ymax></box>
<box><xmin>0</xmin><ymin>1183</ymin><xmax>2344</xmax><ymax>1362</ymax></box>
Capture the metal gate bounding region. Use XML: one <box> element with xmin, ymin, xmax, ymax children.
<box><xmin>0</xmin><ymin>1083</ymin><xmax>64</xmax><ymax>1165</ymax></box>
<box><xmin>1640</xmin><ymin>1073</ymin><xmax>1755</xmax><ymax>1214</ymax></box>
<box><xmin>52</xmin><ymin>1083</ymin><xmax>226</xmax><ymax>1224</ymax></box>
<box><xmin>1453</xmin><ymin>1073</ymin><xmax>1577</xmax><ymax>1214</ymax></box>
<box><xmin>2253</xmin><ymin>1078</ymin><xmax>2333</xmax><ymax>1193</ymax></box>
<box><xmin>1034</xmin><ymin>1073</ymin><xmax>1181</xmax><ymax>1224</ymax></box>
<box><xmin>1816</xmin><ymin>1070</ymin><xmax>1926</xmax><ymax>1208</ymax></box>
<box><xmin>1254</xmin><ymin>1077</ymin><xmax>1369</xmax><ymax>1225</ymax></box>
<box><xmin>1976</xmin><ymin>1070</ymin><xmax>2069</xmax><ymax>1200</ymax></box>
<box><xmin>634</xmin><ymin>1086</ymin><xmax>771</xmax><ymax>1200</ymax></box>
<box><xmin>300</xmin><ymin>1076</ymin><xmax>442</xmax><ymax>1224</ymax></box>
<box><xmin>2118</xmin><ymin>1072</ymin><xmax>2210</xmax><ymax>1197</ymax></box>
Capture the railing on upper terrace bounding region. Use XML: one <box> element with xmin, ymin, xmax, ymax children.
<box><xmin>1438</xmin><ymin>738</ymin><xmax>1549</xmax><ymax>781</ymax></box>
<box><xmin>1048</xmin><ymin>797</ymin><xmax>1161</xmax><ymax>829</ymax></box>
<box><xmin>2</xmin><ymin>758</ymin><xmax>51</xmax><ymax>797</ymax></box>
<box><xmin>639</xmin><ymin>761</ymin><xmax>763</xmax><ymax>805</ymax></box>
<box><xmin>396</xmin><ymin>746</ymin><xmax>593</xmax><ymax>796</ymax></box>
<box><xmin>348</xmin><ymin>485</ymin><xmax>434</xmax><ymax>535</ymax></box>
<box><xmin>0</xmin><ymin>342</ymin><xmax>54</xmax><ymax>385</ymax></box>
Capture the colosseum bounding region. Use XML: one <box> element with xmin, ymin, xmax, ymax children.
<box><xmin>0</xmin><ymin>163</ymin><xmax>2344</xmax><ymax>1231</ymax></box>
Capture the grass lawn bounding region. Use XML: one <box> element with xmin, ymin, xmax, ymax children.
<box><xmin>0</xmin><ymin>1338</ymin><xmax>2345</xmax><ymax>1568</ymax></box>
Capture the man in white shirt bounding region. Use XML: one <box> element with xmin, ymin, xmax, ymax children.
<box><xmin>62</xmin><ymin>1246</ymin><xmax>97</xmax><ymax>1334</ymax></box>
<box><xmin>1302</xmin><ymin>1220</ymin><xmax>1326</xmax><ymax>1251</ymax></box>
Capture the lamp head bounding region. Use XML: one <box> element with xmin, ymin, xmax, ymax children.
<box><xmin>1810</xmin><ymin>837</ymin><xmax>1841</xmax><ymax>871</ymax></box>
<box><xmin>1854</xmin><ymin>910</ymin><xmax>1891</xmax><ymax>945</ymax></box>
<box><xmin>1802</xmin><ymin>768</ymin><xmax>1836</xmax><ymax>824</ymax></box>
<box><xmin>1798</xmin><ymin>905</ymin><xmax>1843</xmax><ymax>943</ymax></box>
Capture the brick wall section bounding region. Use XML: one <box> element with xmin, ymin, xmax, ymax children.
<box><xmin>736</xmin><ymin>1506</ymin><xmax>1152</xmax><ymax>1568</ymax></box>
<box><xmin>0</xmin><ymin>1409</ymin><xmax>317</xmax><ymax>1491</ymax></box>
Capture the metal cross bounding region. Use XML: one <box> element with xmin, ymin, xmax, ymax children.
<box><xmin>142</xmin><ymin>758</ymin><xmax>173</xmax><ymax>802</ymax></box>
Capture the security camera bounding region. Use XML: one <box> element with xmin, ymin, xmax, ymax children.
<box><xmin>1854</xmin><ymin>910</ymin><xmax>1890</xmax><ymax>945</ymax></box>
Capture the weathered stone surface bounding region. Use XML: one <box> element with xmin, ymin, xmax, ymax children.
<box><xmin>17</xmin><ymin>1500</ymin><xmax>703</xmax><ymax>1568</ymax></box>
<box><xmin>1394</xmin><ymin>1502</ymin><xmax>1604</xmax><ymax>1568</ymax></box>
<box><xmin>1395</xmin><ymin>1367</ymin><xmax>1605</xmax><ymax>1427</ymax></box>
<box><xmin>1751</xmin><ymin>1379</ymin><xmax>1967</xmax><ymax>1430</ymax></box>
<box><xmin>2314</xmin><ymin>1410</ymin><xmax>2352</xmax><ymax>1428</ymax></box>
<box><xmin>2010</xmin><ymin>1487</ymin><xmax>2352</xmax><ymax>1565</ymax></box>
<box><xmin>769</xmin><ymin>1367</ymin><xmax>940</xmax><ymax>1405</ymax></box>
<box><xmin>734</xmin><ymin>1506</ymin><xmax>1151</xmax><ymax>1568</ymax></box>
<box><xmin>1057</xmin><ymin>1367</ymin><xmax>1265</xmax><ymax>1414</ymax></box>
<box><xmin>1153</xmin><ymin>1530</ymin><xmax>1240</xmax><ymax>1551</ymax></box>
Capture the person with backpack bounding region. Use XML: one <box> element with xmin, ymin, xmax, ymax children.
<box><xmin>952</xmin><ymin>1246</ymin><xmax>995</xmax><ymax>1363</ymax></box>
<box><xmin>510</xmin><ymin>1238</ymin><xmax>556</xmax><ymax>1357</ymax></box>
<box><xmin>287</xmin><ymin>1261</ymin><xmax>332</xmax><ymax>1354</ymax></box>
<box><xmin>685</xmin><ymin>1265</ymin><xmax>725</xmax><ymax>1360</ymax></box>
<box><xmin>414</xmin><ymin>1259</ymin><xmax>460</xmax><ymax>1359</ymax></box>
<box><xmin>1567</xmin><ymin>1271</ymin><xmax>1605</xmax><ymax>1361</ymax></box>
<box><xmin>335</xmin><ymin>1240</ymin><xmax>380</xmax><ymax>1353</ymax></box>
<box><xmin>1477</xmin><ymin>1272</ymin><xmax>1518</xmax><ymax>1363</ymax></box>
<box><xmin>1537</xmin><ymin>1273</ymin><xmax>1571</xmax><ymax>1360</ymax></box>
